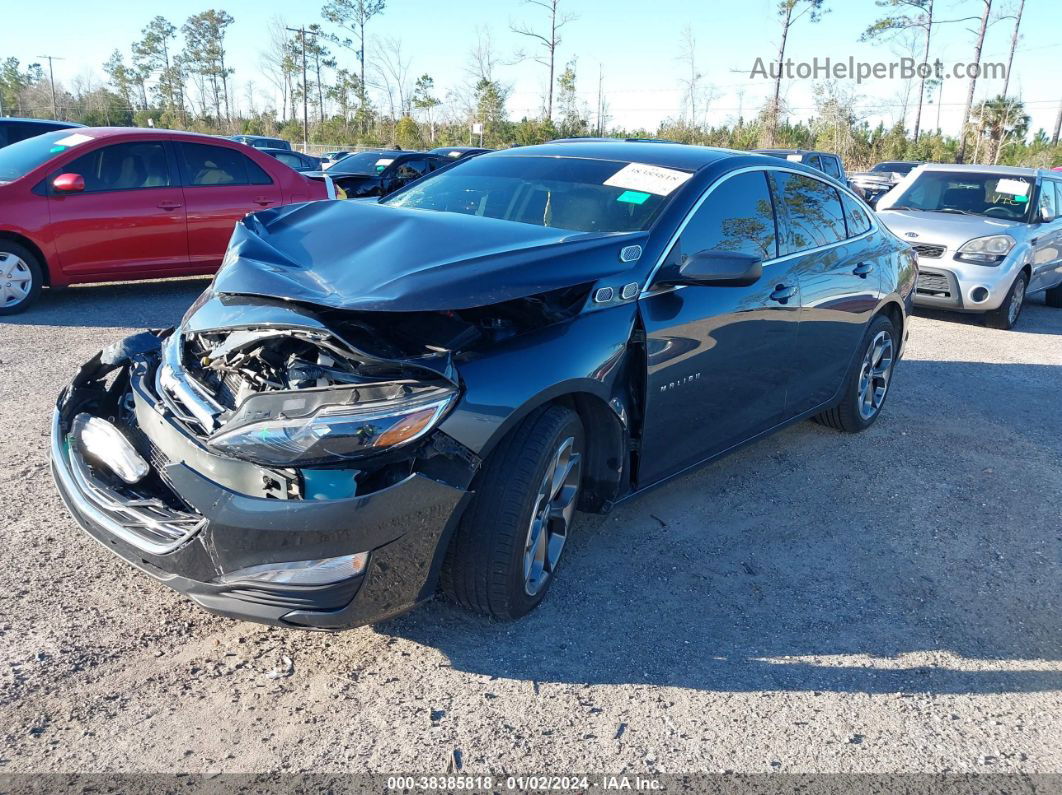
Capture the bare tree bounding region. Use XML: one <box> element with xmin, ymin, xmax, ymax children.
<box><xmin>1000</xmin><ymin>0</ymin><xmax>1025</xmax><ymax>99</ymax></box>
<box><xmin>768</xmin><ymin>1</ymin><xmax>828</xmax><ymax>144</ymax></box>
<box><xmin>676</xmin><ymin>25</ymin><xmax>702</xmax><ymax>126</ymax></box>
<box><xmin>956</xmin><ymin>0</ymin><xmax>992</xmax><ymax>163</ymax></box>
<box><xmin>261</xmin><ymin>17</ymin><xmax>294</xmax><ymax>120</ymax></box>
<box><xmin>511</xmin><ymin>0</ymin><xmax>576</xmax><ymax>121</ymax></box>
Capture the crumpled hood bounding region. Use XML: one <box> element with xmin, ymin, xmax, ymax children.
<box><xmin>213</xmin><ymin>200</ymin><xmax>645</xmax><ymax>312</ymax></box>
<box><xmin>876</xmin><ymin>209</ymin><xmax>1025</xmax><ymax>247</ymax></box>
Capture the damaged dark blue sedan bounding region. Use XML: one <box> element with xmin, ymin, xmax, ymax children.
<box><xmin>51</xmin><ymin>140</ymin><xmax>916</xmax><ymax>629</ymax></box>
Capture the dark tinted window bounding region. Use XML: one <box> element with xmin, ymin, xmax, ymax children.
<box><xmin>806</xmin><ymin>155</ymin><xmax>823</xmax><ymax>172</ymax></box>
<box><xmin>394</xmin><ymin>158</ymin><xmax>428</xmax><ymax>180</ymax></box>
<box><xmin>179</xmin><ymin>142</ymin><xmax>272</xmax><ymax>186</ymax></box>
<box><xmin>772</xmin><ymin>171</ymin><xmax>847</xmax><ymax>253</ymax></box>
<box><xmin>63</xmin><ymin>141</ymin><xmax>171</xmax><ymax>192</ymax></box>
<box><xmin>841</xmin><ymin>192</ymin><xmax>872</xmax><ymax>236</ymax></box>
<box><xmin>274</xmin><ymin>152</ymin><xmax>304</xmax><ymax>169</ymax></box>
<box><xmin>679</xmin><ymin>170</ymin><xmax>777</xmax><ymax>259</ymax></box>
<box><xmin>820</xmin><ymin>156</ymin><xmax>842</xmax><ymax>179</ymax></box>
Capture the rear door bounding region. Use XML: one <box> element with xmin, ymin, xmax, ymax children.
<box><xmin>774</xmin><ymin>171</ymin><xmax>883</xmax><ymax>416</ymax></box>
<box><xmin>637</xmin><ymin>168</ymin><xmax>802</xmax><ymax>485</ymax></box>
<box><xmin>175</xmin><ymin>141</ymin><xmax>284</xmax><ymax>268</ymax></box>
<box><xmin>46</xmin><ymin>139</ymin><xmax>189</xmax><ymax>276</ymax></box>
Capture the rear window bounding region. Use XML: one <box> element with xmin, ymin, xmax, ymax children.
<box><xmin>382</xmin><ymin>156</ymin><xmax>691</xmax><ymax>234</ymax></box>
<box><xmin>0</xmin><ymin>129</ymin><xmax>96</xmax><ymax>182</ymax></box>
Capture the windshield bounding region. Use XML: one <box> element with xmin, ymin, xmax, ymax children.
<box><xmin>330</xmin><ymin>152</ymin><xmax>401</xmax><ymax>175</ymax></box>
<box><xmin>381</xmin><ymin>156</ymin><xmax>689</xmax><ymax>233</ymax></box>
<box><xmin>873</xmin><ymin>162</ymin><xmax>916</xmax><ymax>175</ymax></box>
<box><xmin>888</xmin><ymin>171</ymin><xmax>1035</xmax><ymax>222</ymax></box>
<box><xmin>0</xmin><ymin>129</ymin><xmax>96</xmax><ymax>182</ymax></box>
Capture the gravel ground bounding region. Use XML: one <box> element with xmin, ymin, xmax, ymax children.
<box><xmin>1</xmin><ymin>279</ymin><xmax>1060</xmax><ymax>775</ymax></box>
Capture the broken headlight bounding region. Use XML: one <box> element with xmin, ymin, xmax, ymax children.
<box><xmin>207</xmin><ymin>387</ymin><xmax>456</xmax><ymax>467</ymax></box>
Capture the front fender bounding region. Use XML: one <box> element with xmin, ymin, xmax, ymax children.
<box><xmin>439</xmin><ymin>303</ymin><xmax>638</xmax><ymax>459</ymax></box>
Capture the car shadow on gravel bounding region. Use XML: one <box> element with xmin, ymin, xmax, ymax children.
<box><xmin>377</xmin><ymin>357</ymin><xmax>1062</xmax><ymax>695</ymax></box>
<box><xmin>0</xmin><ymin>278</ymin><xmax>210</xmax><ymax>329</ymax></box>
<box><xmin>914</xmin><ymin>294</ymin><xmax>1062</xmax><ymax>336</ymax></box>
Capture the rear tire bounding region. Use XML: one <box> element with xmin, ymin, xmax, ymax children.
<box><xmin>0</xmin><ymin>241</ymin><xmax>43</xmax><ymax>315</ymax></box>
<box><xmin>984</xmin><ymin>271</ymin><xmax>1027</xmax><ymax>330</ymax></box>
<box><xmin>442</xmin><ymin>405</ymin><xmax>584</xmax><ymax>620</ymax></box>
<box><xmin>1044</xmin><ymin>283</ymin><xmax>1062</xmax><ymax>308</ymax></box>
<box><xmin>813</xmin><ymin>314</ymin><xmax>897</xmax><ymax>433</ymax></box>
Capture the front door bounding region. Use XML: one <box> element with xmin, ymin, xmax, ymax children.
<box><xmin>1030</xmin><ymin>179</ymin><xmax>1062</xmax><ymax>292</ymax></box>
<box><xmin>47</xmin><ymin>140</ymin><xmax>189</xmax><ymax>276</ymax></box>
<box><xmin>638</xmin><ymin>169</ymin><xmax>801</xmax><ymax>486</ymax></box>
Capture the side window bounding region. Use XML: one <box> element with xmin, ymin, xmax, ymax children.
<box><xmin>179</xmin><ymin>142</ymin><xmax>272</xmax><ymax>186</ymax></box>
<box><xmin>678</xmin><ymin>170</ymin><xmax>778</xmax><ymax>260</ymax></box>
<box><xmin>1053</xmin><ymin>182</ymin><xmax>1062</xmax><ymax>220</ymax></box>
<box><xmin>395</xmin><ymin>158</ymin><xmax>429</xmax><ymax>180</ymax></box>
<box><xmin>61</xmin><ymin>142</ymin><xmax>172</xmax><ymax>192</ymax></box>
<box><xmin>821</xmin><ymin>156</ymin><xmax>842</xmax><ymax>180</ymax></box>
<box><xmin>841</xmin><ymin>192</ymin><xmax>872</xmax><ymax>237</ymax></box>
<box><xmin>1038</xmin><ymin>181</ymin><xmax>1057</xmax><ymax>221</ymax></box>
<box><xmin>275</xmin><ymin>152</ymin><xmax>302</xmax><ymax>169</ymax></box>
<box><xmin>771</xmin><ymin>171</ymin><xmax>848</xmax><ymax>254</ymax></box>
<box><xmin>807</xmin><ymin>155</ymin><xmax>823</xmax><ymax>172</ymax></box>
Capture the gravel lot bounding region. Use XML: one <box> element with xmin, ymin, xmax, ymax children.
<box><xmin>1</xmin><ymin>279</ymin><xmax>1060</xmax><ymax>775</ymax></box>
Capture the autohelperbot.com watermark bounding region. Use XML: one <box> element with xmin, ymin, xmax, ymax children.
<box><xmin>750</xmin><ymin>56</ymin><xmax>1006</xmax><ymax>84</ymax></box>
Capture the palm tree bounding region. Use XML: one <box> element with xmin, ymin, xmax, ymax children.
<box><xmin>970</xmin><ymin>95</ymin><xmax>1029</xmax><ymax>164</ymax></box>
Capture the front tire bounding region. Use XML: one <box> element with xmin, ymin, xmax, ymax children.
<box><xmin>0</xmin><ymin>242</ymin><xmax>43</xmax><ymax>315</ymax></box>
<box><xmin>442</xmin><ymin>405</ymin><xmax>584</xmax><ymax>620</ymax></box>
<box><xmin>813</xmin><ymin>314</ymin><xmax>897</xmax><ymax>433</ymax></box>
<box><xmin>985</xmin><ymin>271</ymin><xmax>1027</xmax><ymax>330</ymax></box>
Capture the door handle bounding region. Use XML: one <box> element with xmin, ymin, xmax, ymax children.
<box><xmin>853</xmin><ymin>262</ymin><xmax>875</xmax><ymax>278</ymax></box>
<box><xmin>157</xmin><ymin>200</ymin><xmax>182</xmax><ymax>210</ymax></box>
<box><xmin>769</xmin><ymin>284</ymin><xmax>797</xmax><ymax>304</ymax></box>
<box><xmin>253</xmin><ymin>197</ymin><xmax>275</xmax><ymax>206</ymax></box>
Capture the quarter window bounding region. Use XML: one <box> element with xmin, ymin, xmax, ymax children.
<box><xmin>60</xmin><ymin>142</ymin><xmax>172</xmax><ymax>192</ymax></box>
<box><xmin>771</xmin><ymin>171</ymin><xmax>848</xmax><ymax>254</ymax></box>
<box><xmin>178</xmin><ymin>142</ymin><xmax>272</xmax><ymax>186</ymax></box>
<box><xmin>840</xmin><ymin>192</ymin><xmax>872</xmax><ymax>237</ymax></box>
<box><xmin>678</xmin><ymin>170</ymin><xmax>778</xmax><ymax>260</ymax></box>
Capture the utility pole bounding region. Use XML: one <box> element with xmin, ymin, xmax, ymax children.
<box><xmin>36</xmin><ymin>54</ymin><xmax>64</xmax><ymax>119</ymax></box>
<box><xmin>1052</xmin><ymin>100</ymin><xmax>1061</xmax><ymax>146</ymax></box>
<box><xmin>286</xmin><ymin>26</ymin><xmax>310</xmax><ymax>153</ymax></box>
<box><xmin>595</xmin><ymin>63</ymin><xmax>603</xmax><ymax>136</ymax></box>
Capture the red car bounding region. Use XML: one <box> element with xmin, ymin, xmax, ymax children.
<box><xmin>0</xmin><ymin>128</ymin><xmax>331</xmax><ymax>314</ymax></box>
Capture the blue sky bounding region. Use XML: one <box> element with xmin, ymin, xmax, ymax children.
<box><xmin>5</xmin><ymin>0</ymin><xmax>1061</xmax><ymax>136</ymax></box>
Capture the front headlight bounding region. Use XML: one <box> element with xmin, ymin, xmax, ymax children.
<box><xmin>956</xmin><ymin>234</ymin><xmax>1015</xmax><ymax>265</ymax></box>
<box><xmin>207</xmin><ymin>388</ymin><xmax>456</xmax><ymax>467</ymax></box>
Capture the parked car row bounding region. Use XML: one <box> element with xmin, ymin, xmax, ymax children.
<box><xmin>49</xmin><ymin>138</ymin><xmax>918</xmax><ymax>630</ymax></box>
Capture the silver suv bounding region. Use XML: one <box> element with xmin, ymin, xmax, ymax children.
<box><xmin>876</xmin><ymin>164</ymin><xmax>1062</xmax><ymax>329</ymax></box>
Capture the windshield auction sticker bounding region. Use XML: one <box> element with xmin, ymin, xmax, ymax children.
<box><xmin>51</xmin><ymin>133</ymin><xmax>94</xmax><ymax>149</ymax></box>
<box><xmin>995</xmin><ymin>178</ymin><xmax>1030</xmax><ymax>196</ymax></box>
<box><xmin>604</xmin><ymin>163</ymin><xmax>693</xmax><ymax>196</ymax></box>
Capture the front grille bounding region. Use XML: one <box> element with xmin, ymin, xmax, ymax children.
<box><xmin>913</xmin><ymin>243</ymin><xmax>945</xmax><ymax>259</ymax></box>
<box><xmin>916</xmin><ymin>271</ymin><xmax>952</xmax><ymax>297</ymax></box>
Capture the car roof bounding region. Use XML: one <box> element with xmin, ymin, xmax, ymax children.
<box><xmin>259</xmin><ymin>147</ymin><xmax>310</xmax><ymax>155</ymax></box>
<box><xmin>488</xmin><ymin>140</ymin><xmax>739</xmax><ymax>171</ymax></box>
<box><xmin>917</xmin><ymin>163</ymin><xmax>1052</xmax><ymax>178</ymax></box>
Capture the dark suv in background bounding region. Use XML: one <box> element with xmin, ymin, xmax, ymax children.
<box><xmin>0</xmin><ymin>117</ymin><xmax>84</xmax><ymax>149</ymax></box>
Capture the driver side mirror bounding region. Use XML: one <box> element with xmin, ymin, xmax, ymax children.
<box><xmin>655</xmin><ymin>250</ymin><xmax>763</xmax><ymax>288</ymax></box>
<box><xmin>1038</xmin><ymin>205</ymin><xmax>1056</xmax><ymax>224</ymax></box>
<box><xmin>52</xmin><ymin>173</ymin><xmax>85</xmax><ymax>193</ymax></box>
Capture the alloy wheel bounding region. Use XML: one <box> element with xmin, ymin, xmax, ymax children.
<box><xmin>1008</xmin><ymin>277</ymin><xmax>1026</xmax><ymax>326</ymax></box>
<box><xmin>523</xmin><ymin>435</ymin><xmax>581</xmax><ymax>596</ymax></box>
<box><xmin>857</xmin><ymin>330</ymin><xmax>894</xmax><ymax>420</ymax></box>
<box><xmin>0</xmin><ymin>253</ymin><xmax>33</xmax><ymax>309</ymax></box>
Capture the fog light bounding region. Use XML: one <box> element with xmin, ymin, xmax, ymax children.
<box><xmin>72</xmin><ymin>413</ymin><xmax>149</xmax><ymax>484</ymax></box>
<box><xmin>215</xmin><ymin>552</ymin><xmax>369</xmax><ymax>586</ymax></box>
<box><xmin>970</xmin><ymin>286</ymin><xmax>990</xmax><ymax>303</ymax></box>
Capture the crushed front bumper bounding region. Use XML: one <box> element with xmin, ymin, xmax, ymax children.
<box><xmin>50</xmin><ymin>334</ymin><xmax>474</xmax><ymax>630</ymax></box>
